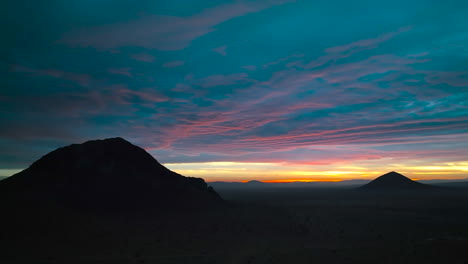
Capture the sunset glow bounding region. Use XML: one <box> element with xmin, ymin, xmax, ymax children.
<box><xmin>162</xmin><ymin>161</ymin><xmax>468</xmax><ymax>182</ymax></box>
<box><xmin>1</xmin><ymin>0</ymin><xmax>467</xmax><ymax>182</ymax></box>
<box><xmin>261</xmin><ymin>179</ymin><xmax>344</xmax><ymax>183</ymax></box>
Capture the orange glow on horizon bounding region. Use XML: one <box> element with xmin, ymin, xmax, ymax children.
<box><xmin>216</xmin><ymin>176</ymin><xmax>468</xmax><ymax>183</ymax></box>
<box><xmin>254</xmin><ymin>179</ymin><xmax>344</xmax><ymax>183</ymax></box>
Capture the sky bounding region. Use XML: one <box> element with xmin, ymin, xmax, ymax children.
<box><xmin>1</xmin><ymin>0</ymin><xmax>468</xmax><ymax>182</ymax></box>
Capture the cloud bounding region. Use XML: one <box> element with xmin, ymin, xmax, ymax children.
<box><xmin>107</xmin><ymin>67</ymin><xmax>133</xmax><ymax>77</ymax></box>
<box><xmin>424</xmin><ymin>71</ymin><xmax>468</xmax><ymax>87</ymax></box>
<box><xmin>302</xmin><ymin>26</ymin><xmax>413</xmax><ymax>70</ymax></box>
<box><xmin>130</xmin><ymin>52</ymin><xmax>156</xmax><ymax>62</ymax></box>
<box><xmin>185</xmin><ymin>72</ymin><xmax>254</xmax><ymax>88</ymax></box>
<box><xmin>9</xmin><ymin>65</ymin><xmax>91</xmax><ymax>87</ymax></box>
<box><xmin>263</xmin><ymin>53</ymin><xmax>304</xmax><ymax>68</ymax></box>
<box><xmin>242</xmin><ymin>65</ymin><xmax>257</xmax><ymax>71</ymax></box>
<box><xmin>107</xmin><ymin>85</ymin><xmax>169</xmax><ymax>105</ymax></box>
<box><xmin>163</xmin><ymin>60</ymin><xmax>185</xmax><ymax>68</ymax></box>
<box><xmin>213</xmin><ymin>45</ymin><xmax>228</xmax><ymax>56</ymax></box>
<box><xmin>58</xmin><ymin>0</ymin><xmax>295</xmax><ymax>51</ymax></box>
<box><xmin>147</xmin><ymin>131</ymin><xmax>468</xmax><ymax>180</ymax></box>
<box><xmin>120</xmin><ymin>26</ymin><xmax>468</xmax><ymax>166</ymax></box>
<box><xmin>324</xmin><ymin>26</ymin><xmax>413</xmax><ymax>55</ymax></box>
<box><xmin>4</xmin><ymin>1</ymin><xmax>468</xmax><ymax>182</ymax></box>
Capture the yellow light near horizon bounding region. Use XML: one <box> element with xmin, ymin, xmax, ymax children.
<box><xmin>288</xmin><ymin>170</ymin><xmax>378</xmax><ymax>177</ymax></box>
<box><xmin>0</xmin><ymin>169</ymin><xmax>22</xmax><ymax>177</ymax></box>
<box><xmin>263</xmin><ymin>179</ymin><xmax>344</xmax><ymax>183</ymax></box>
<box><xmin>406</xmin><ymin>165</ymin><xmax>468</xmax><ymax>172</ymax></box>
<box><xmin>162</xmin><ymin>160</ymin><xmax>468</xmax><ymax>182</ymax></box>
<box><xmin>411</xmin><ymin>171</ymin><xmax>467</xmax><ymax>175</ymax></box>
<box><xmin>164</xmin><ymin>162</ymin><xmax>273</xmax><ymax>167</ymax></box>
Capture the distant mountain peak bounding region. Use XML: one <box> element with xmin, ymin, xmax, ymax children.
<box><xmin>360</xmin><ymin>171</ymin><xmax>429</xmax><ymax>190</ymax></box>
<box><xmin>377</xmin><ymin>171</ymin><xmax>412</xmax><ymax>180</ymax></box>
<box><xmin>245</xmin><ymin>180</ymin><xmax>265</xmax><ymax>184</ymax></box>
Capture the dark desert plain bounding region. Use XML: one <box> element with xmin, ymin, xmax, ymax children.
<box><xmin>2</xmin><ymin>0</ymin><xmax>468</xmax><ymax>263</ymax></box>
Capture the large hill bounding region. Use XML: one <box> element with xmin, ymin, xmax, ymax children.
<box><xmin>0</xmin><ymin>137</ymin><xmax>222</xmax><ymax>210</ymax></box>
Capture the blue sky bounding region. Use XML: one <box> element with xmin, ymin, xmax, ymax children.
<box><xmin>1</xmin><ymin>0</ymin><xmax>468</xmax><ymax>181</ymax></box>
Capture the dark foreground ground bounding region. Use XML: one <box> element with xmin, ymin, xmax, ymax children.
<box><xmin>1</xmin><ymin>187</ymin><xmax>468</xmax><ymax>264</ymax></box>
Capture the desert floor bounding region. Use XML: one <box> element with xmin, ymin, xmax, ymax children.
<box><xmin>2</xmin><ymin>187</ymin><xmax>468</xmax><ymax>264</ymax></box>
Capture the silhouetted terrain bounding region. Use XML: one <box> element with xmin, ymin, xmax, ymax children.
<box><xmin>209</xmin><ymin>179</ymin><xmax>371</xmax><ymax>190</ymax></box>
<box><xmin>0</xmin><ymin>137</ymin><xmax>222</xmax><ymax>210</ymax></box>
<box><xmin>428</xmin><ymin>181</ymin><xmax>468</xmax><ymax>188</ymax></box>
<box><xmin>419</xmin><ymin>179</ymin><xmax>468</xmax><ymax>184</ymax></box>
<box><xmin>1</xmin><ymin>152</ymin><xmax>467</xmax><ymax>263</ymax></box>
<box><xmin>359</xmin><ymin>171</ymin><xmax>431</xmax><ymax>190</ymax></box>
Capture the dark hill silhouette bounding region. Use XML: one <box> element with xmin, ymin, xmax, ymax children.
<box><xmin>245</xmin><ymin>180</ymin><xmax>266</xmax><ymax>185</ymax></box>
<box><xmin>0</xmin><ymin>137</ymin><xmax>222</xmax><ymax>210</ymax></box>
<box><xmin>359</xmin><ymin>171</ymin><xmax>430</xmax><ymax>190</ymax></box>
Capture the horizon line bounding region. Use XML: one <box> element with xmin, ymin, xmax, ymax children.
<box><xmin>208</xmin><ymin>177</ymin><xmax>468</xmax><ymax>183</ymax></box>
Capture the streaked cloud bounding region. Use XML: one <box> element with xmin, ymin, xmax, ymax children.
<box><xmin>163</xmin><ymin>60</ymin><xmax>185</xmax><ymax>68</ymax></box>
<box><xmin>2</xmin><ymin>0</ymin><xmax>468</xmax><ymax>181</ymax></box>
<box><xmin>58</xmin><ymin>0</ymin><xmax>295</xmax><ymax>51</ymax></box>
<box><xmin>130</xmin><ymin>52</ymin><xmax>156</xmax><ymax>62</ymax></box>
<box><xmin>107</xmin><ymin>67</ymin><xmax>133</xmax><ymax>77</ymax></box>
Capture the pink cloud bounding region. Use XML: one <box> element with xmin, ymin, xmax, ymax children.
<box><xmin>263</xmin><ymin>53</ymin><xmax>304</xmax><ymax>68</ymax></box>
<box><xmin>58</xmin><ymin>0</ymin><xmax>295</xmax><ymax>51</ymax></box>
<box><xmin>107</xmin><ymin>67</ymin><xmax>133</xmax><ymax>77</ymax></box>
<box><xmin>147</xmin><ymin>138</ymin><xmax>468</xmax><ymax>167</ymax></box>
<box><xmin>232</xmin><ymin>117</ymin><xmax>468</xmax><ymax>151</ymax></box>
<box><xmin>325</xmin><ymin>26</ymin><xmax>412</xmax><ymax>54</ymax></box>
<box><xmin>130</xmin><ymin>52</ymin><xmax>156</xmax><ymax>62</ymax></box>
